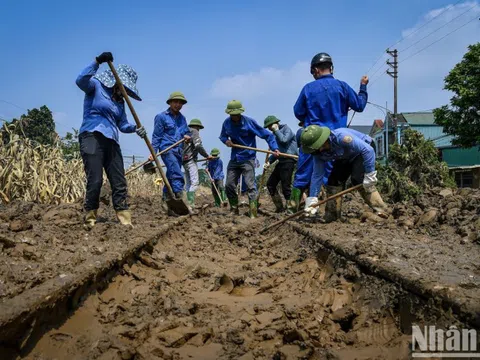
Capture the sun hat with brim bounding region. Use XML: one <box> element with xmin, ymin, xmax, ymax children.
<box><xmin>263</xmin><ymin>115</ymin><xmax>280</xmax><ymax>128</ymax></box>
<box><xmin>211</xmin><ymin>148</ymin><xmax>220</xmax><ymax>156</ymax></box>
<box><xmin>167</xmin><ymin>91</ymin><xmax>187</xmax><ymax>105</ymax></box>
<box><xmin>301</xmin><ymin>125</ymin><xmax>331</xmax><ymax>154</ymax></box>
<box><xmin>94</xmin><ymin>64</ymin><xmax>142</xmax><ymax>101</ymax></box>
<box><xmin>189</xmin><ymin>118</ymin><xmax>204</xmax><ymax>129</ymax></box>
<box><xmin>225</xmin><ymin>100</ymin><xmax>245</xmax><ymax>115</ymax></box>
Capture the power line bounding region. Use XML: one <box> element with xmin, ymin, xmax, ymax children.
<box><xmin>365</xmin><ymin>0</ymin><xmax>463</xmax><ymax>75</ymax></box>
<box><xmin>401</xmin><ymin>15</ymin><xmax>480</xmax><ymax>64</ymax></box>
<box><xmin>399</xmin><ymin>3</ymin><xmax>477</xmax><ymax>53</ymax></box>
<box><xmin>0</xmin><ymin>99</ymin><xmax>27</xmax><ymax>111</ymax></box>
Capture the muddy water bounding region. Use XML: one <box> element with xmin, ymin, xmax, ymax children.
<box><xmin>25</xmin><ymin>208</ymin><xmax>411</xmax><ymax>360</ymax></box>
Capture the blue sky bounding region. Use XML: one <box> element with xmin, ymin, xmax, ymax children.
<box><xmin>1</xmin><ymin>0</ymin><xmax>479</xmax><ymax>171</ymax></box>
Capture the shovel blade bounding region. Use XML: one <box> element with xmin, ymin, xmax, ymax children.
<box><xmin>166</xmin><ymin>198</ymin><xmax>190</xmax><ymax>216</ymax></box>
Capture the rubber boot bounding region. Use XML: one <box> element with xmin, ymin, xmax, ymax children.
<box><xmin>213</xmin><ymin>192</ymin><xmax>221</xmax><ymax>207</ymax></box>
<box><xmin>287</xmin><ymin>187</ymin><xmax>302</xmax><ymax>214</ymax></box>
<box><xmin>221</xmin><ymin>190</ymin><xmax>228</xmax><ymax>207</ymax></box>
<box><xmin>187</xmin><ymin>191</ymin><xmax>196</xmax><ymax>208</ymax></box>
<box><xmin>271</xmin><ymin>193</ymin><xmax>284</xmax><ymax>213</ymax></box>
<box><xmin>180</xmin><ymin>192</ymin><xmax>196</xmax><ymax>215</ymax></box>
<box><xmin>324</xmin><ymin>186</ymin><xmax>343</xmax><ymax>223</ymax></box>
<box><xmin>84</xmin><ymin>210</ymin><xmax>97</xmax><ymax>230</ymax></box>
<box><xmin>249</xmin><ymin>200</ymin><xmax>258</xmax><ymax>219</ymax></box>
<box><xmin>116</xmin><ymin>210</ymin><xmax>132</xmax><ymax>226</ymax></box>
<box><xmin>359</xmin><ymin>187</ymin><xmax>389</xmax><ymax>217</ymax></box>
<box><xmin>228</xmin><ymin>197</ymin><xmax>240</xmax><ymax>215</ymax></box>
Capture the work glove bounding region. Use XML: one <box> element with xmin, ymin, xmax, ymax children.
<box><xmin>363</xmin><ymin>171</ymin><xmax>378</xmax><ymax>192</ymax></box>
<box><xmin>135</xmin><ymin>126</ymin><xmax>147</xmax><ymax>138</ymax></box>
<box><xmin>270</xmin><ymin>123</ymin><xmax>279</xmax><ymax>132</ymax></box>
<box><xmin>263</xmin><ymin>162</ymin><xmax>270</xmax><ymax>170</ymax></box>
<box><xmin>96</xmin><ymin>52</ymin><xmax>114</xmax><ymax>64</ymax></box>
<box><xmin>304</xmin><ymin>197</ymin><xmax>319</xmax><ymax>217</ymax></box>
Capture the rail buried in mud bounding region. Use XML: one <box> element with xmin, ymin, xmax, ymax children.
<box><xmin>16</xmin><ymin>206</ymin><xmax>478</xmax><ymax>360</ymax></box>
<box><xmin>0</xmin><ymin>216</ymin><xmax>190</xmax><ymax>358</ymax></box>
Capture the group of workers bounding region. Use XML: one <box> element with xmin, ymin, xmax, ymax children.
<box><xmin>76</xmin><ymin>51</ymin><xmax>388</xmax><ymax>228</ymax></box>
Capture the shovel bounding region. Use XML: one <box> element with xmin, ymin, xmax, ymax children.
<box><xmin>107</xmin><ymin>61</ymin><xmax>190</xmax><ymax>216</ymax></box>
<box><xmin>230</xmin><ymin>143</ymin><xmax>298</xmax><ymax>160</ymax></box>
<box><xmin>205</xmin><ymin>168</ymin><xmax>227</xmax><ymax>206</ymax></box>
<box><xmin>260</xmin><ymin>184</ymin><xmax>362</xmax><ymax>234</ymax></box>
<box><xmin>125</xmin><ymin>138</ymin><xmax>185</xmax><ymax>176</ymax></box>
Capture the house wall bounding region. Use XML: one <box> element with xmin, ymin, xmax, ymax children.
<box><xmin>450</xmin><ymin>168</ymin><xmax>480</xmax><ymax>188</ymax></box>
<box><xmin>410</xmin><ymin>125</ymin><xmax>445</xmax><ymax>141</ymax></box>
<box><xmin>442</xmin><ymin>147</ymin><xmax>480</xmax><ymax>167</ymax></box>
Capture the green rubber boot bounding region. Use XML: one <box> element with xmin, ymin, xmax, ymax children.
<box><xmin>249</xmin><ymin>200</ymin><xmax>258</xmax><ymax>219</ymax></box>
<box><xmin>229</xmin><ymin>197</ymin><xmax>240</xmax><ymax>215</ymax></box>
<box><xmin>187</xmin><ymin>191</ymin><xmax>196</xmax><ymax>207</ymax></box>
<box><xmin>213</xmin><ymin>192</ymin><xmax>221</xmax><ymax>207</ymax></box>
<box><xmin>271</xmin><ymin>193</ymin><xmax>284</xmax><ymax>213</ymax></box>
<box><xmin>287</xmin><ymin>187</ymin><xmax>302</xmax><ymax>214</ymax></box>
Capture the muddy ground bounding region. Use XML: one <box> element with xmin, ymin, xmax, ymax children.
<box><xmin>0</xmin><ymin>186</ymin><xmax>479</xmax><ymax>359</ymax></box>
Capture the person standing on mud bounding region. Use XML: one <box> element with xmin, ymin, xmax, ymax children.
<box><xmin>287</xmin><ymin>120</ymin><xmax>313</xmax><ymax>214</ymax></box>
<box><xmin>300</xmin><ymin>125</ymin><xmax>388</xmax><ymax>220</ymax></box>
<box><xmin>182</xmin><ymin>119</ymin><xmax>212</xmax><ymax>208</ymax></box>
<box><xmin>262</xmin><ymin>116</ymin><xmax>298</xmax><ymax>213</ymax></box>
<box><xmin>151</xmin><ymin>92</ymin><xmax>192</xmax><ymax>214</ymax></box>
<box><xmin>293</xmin><ymin>52</ymin><xmax>369</xmax><ymax>221</ymax></box>
<box><xmin>76</xmin><ymin>52</ymin><xmax>147</xmax><ymax>229</ymax></box>
<box><xmin>220</xmin><ymin>100</ymin><xmax>280</xmax><ymax>218</ymax></box>
<box><xmin>207</xmin><ymin>148</ymin><xmax>227</xmax><ymax>207</ymax></box>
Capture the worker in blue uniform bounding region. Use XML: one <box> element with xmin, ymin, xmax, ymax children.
<box><xmin>151</xmin><ymin>91</ymin><xmax>192</xmax><ymax>214</ymax></box>
<box><xmin>300</xmin><ymin>125</ymin><xmax>388</xmax><ymax>222</ymax></box>
<box><xmin>76</xmin><ymin>51</ymin><xmax>147</xmax><ymax>229</ymax></box>
<box><xmin>293</xmin><ymin>52</ymin><xmax>369</xmax><ymax>220</ymax></box>
<box><xmin>207</xmin><ymin>148</ymin><xmax>227</xmax><ymax>207</ymax></box>
<box><xmin>219</xmin><ymin>100</ymin><xmax>279</xmax><ymax>218</ymax></box>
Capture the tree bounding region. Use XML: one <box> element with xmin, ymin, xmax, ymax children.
<box><xmin>434</xmin><ymin>43</ymin><xmax>480</xmax><ymax>148</ymax></box>
<box><xmin>60</xmin><ymin>128</ymin><xmax>80</xmax><ymax>160</ymax></box>
<box><xmin>11</xmin><ymin>105</ymin><xmax>56</xmax><ymax>146</ymax></box>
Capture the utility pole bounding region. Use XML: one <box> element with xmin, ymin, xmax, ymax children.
<box><xmin>386</xmin><ymin>49</ymin><xmax>398</xmax><ymax>143</ymax></box>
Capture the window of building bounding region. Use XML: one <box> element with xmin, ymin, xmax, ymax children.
<box><xmin>454</xmin><ymin>171</ymin><xmax>473</xmax><ymax>188</ymax></box>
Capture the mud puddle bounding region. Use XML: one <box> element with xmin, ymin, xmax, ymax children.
<box><xmin>22</xmin><ymin>208</ymin><xmax>415</xmax><ymax>360</ymax></box>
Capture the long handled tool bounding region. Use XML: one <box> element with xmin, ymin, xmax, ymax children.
<box><xmin>107</xmin><ymin>61</ymin><xmax>190</xmax><ymax>215</ymax></box>
<box><xmin>256</xmin><ymin>153</ymin><xmax>270</xmax><ymax>203</ymax></box>
<box><xmin>125</xmin><ymin>138</ymin><xmax>185</xmax><ymax>176</ymax></box>
<box><xmin>260</xmin><ymin>184</ymin><xmax>362</xmax><ymax>234</ymax></box>
<box><xmin>205</xmin><ymin>168</ymin><xmax>227</xmax><ymax>206</ymax></box>
<box><xmin>231</xmin><ymin>144</ymin><xmax>298</xmax><ymax>160</ymax></box>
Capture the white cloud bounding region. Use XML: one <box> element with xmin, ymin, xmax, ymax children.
<box><xmin>207</xmin><ymin>1</ymin><xmax>480</xmax><ymax>126</ymax></box>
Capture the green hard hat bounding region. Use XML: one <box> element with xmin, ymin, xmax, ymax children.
<box><xmin>225</xmin><ymin>100</ymin><xmax>245</xmax><ymax>115</ymax></box>
<box><xmin>301</xmin><ymin>125</ymin><xmax>331</xmax><ymax>154</ymax></box>
<box><xmin>263</xmin><ymin>115</ymin><xmax>280</xmax><ymax>128</ymax></box>
<box><xmin>167</xmin><ymin>91</ymin><xmax>187</xmax><ymax>104</ymax></box>
<box><xmin>211</xmin><ymin>148</ymin><xmax>220</xmax><ymax>156</ymax></box>
<box><xmin>189</xmin><ymin>118</ymin><xmax>204</xmax><ymax>129</ymax></box>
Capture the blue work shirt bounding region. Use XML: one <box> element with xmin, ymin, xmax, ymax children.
<box><xmin>268</xmin><ymin>124</ymin><xmax>298</xmax><ymax>163</ymax></box>
<box><xmin>310</xmin><ymin>128</ymin><xmax>375</xmax><ymax>197</ymax></box>
<box><xmin>293</xmin><ymin>128</ymin><xmax>314</xmax><ymax>190</ymax></box>
<box><xmin>294</xmin><ymin>74</ymin><xmax>368</xmax><ymax>129</ymax></box>
<box><xmin>207</xmin><ymin>158</ymin><xmax>224</xmax><ymax>180</ymax></box>
<box><xmin>151</xmin><ymin>109</ymin><xmax>191</xmax><ymax>153</ymax></box>
<box><xmin>76</xmin><ymin>61</ymin><xmax>136</xmax><ymax>143</ymax></box>
<box><xmin>219</xmin><ymin>115</ymin><xmax>279</xmax><ymax>162</ymax></box>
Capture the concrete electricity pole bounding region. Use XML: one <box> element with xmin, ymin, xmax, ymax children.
<box><xmin>386</xmin><ymin>49</ymin><xmax>399</xmax><ymax>143</ymax></box>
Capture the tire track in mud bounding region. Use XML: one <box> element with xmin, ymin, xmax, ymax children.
<box><xmin>24</xmin><ymin>207</ymin><xmax>412</xmax><ymax>360</ymax></box>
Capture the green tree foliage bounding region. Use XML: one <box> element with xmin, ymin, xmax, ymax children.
<box><xmin>10</xmin><ymin>105</ymin><xmax>57</xmax><ymax>146</ymax></box>
<box><xmin>198</xmin><ymin>168</ymin><xmax>211</xmax><ymax>187</ymax></box>
<box><xmin>434</xmin><ymin>43</ymin><xmax>480</xmax><ymax>148</ymax></box>
<box><xmin>60</xmin><ymin>129</ymin><xmax>80</xmax><ymax>160</ymax></box>
<box><xmin>377</xmin><ymin>128</ymin><xmax>456</xmax><ymax>202</ymax></box>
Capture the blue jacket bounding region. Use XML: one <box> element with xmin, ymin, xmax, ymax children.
<box><xmin>310</xmin><ymin>128</ymin><xmax>375</xmax><ymax>197</ymax></box>
<box><xmin>219</xmin><ymin>115</ymin><xmax>279</xmax><ymax>162</ymax></box>
<box><xmin>76</xmin><ymin>61</ymin><xmax>136</xmax><ymax>143</ymax></box>
<box><xmin>293</xmin><ymin>128</ymin><xmax>313</xmax><ymax>189</ymax></box>
<box><xmin>151</xmin><ymin>109</ymin><xmax>191</xmax><ymax>153</ymax></box>
<box><xmin>294</xmin><ymin>74</ymin><xmax>367</xmax><ymax>129</ymax></box>
<box><xmin>268</xmin><ymin>124</ymin><xmax>298</xmax><ymax>163</ymax></box>
<box><xmin>208</xmin><ymin>158</ymin><xmax>224</xmax><ymax>180</ymax></box>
